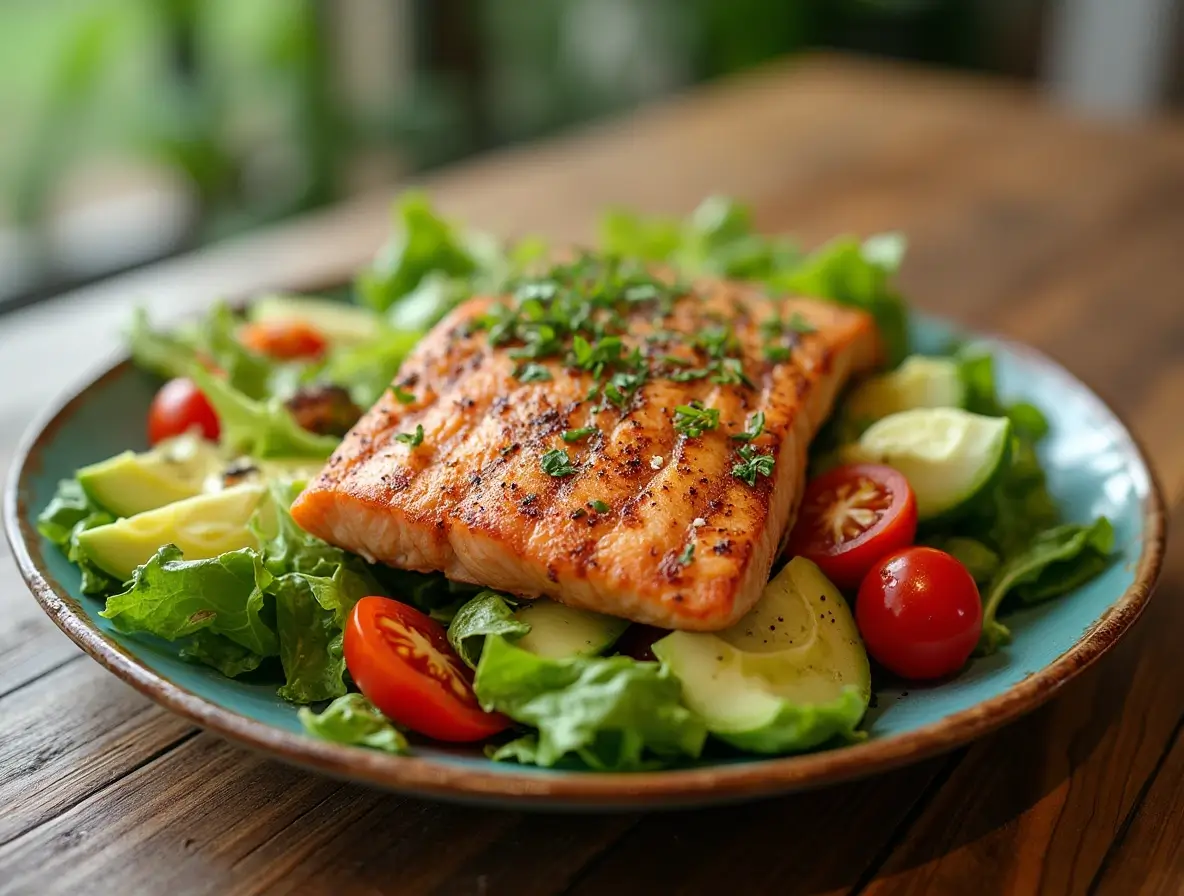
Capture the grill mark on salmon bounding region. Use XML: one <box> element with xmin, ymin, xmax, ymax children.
<box><xmin>291</xmin><ymin>270</ymin><xmax>882</xmax><ymax>630</ymax></box>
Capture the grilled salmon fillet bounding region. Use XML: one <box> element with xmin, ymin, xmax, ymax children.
<box><xmin>291</xmin><ymin>258</ymin><xmax>882</xmax><ymax>630</ymax></box>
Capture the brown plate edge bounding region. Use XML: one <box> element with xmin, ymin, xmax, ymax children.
<box><xmin>3</xmin><ymin>341</ymin><xmax>1168</xmax><ymax>811</ymax></box>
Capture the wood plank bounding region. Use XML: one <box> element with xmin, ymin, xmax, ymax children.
<box><xmin>0</xmin><ymin>659</ymin><xmax>195</xmax><ymax>845</ymax></box>
<box><xmin>0</xmin><ymin>730</ymin><xmax>637</xmax><ymax>896</ymax></box>
<box><xmin>0</xmin><ymin>555</ymin><xmax>82</xmax><ymax>699</ymax></box>
<box><xmin>561</xmin><ymin>757</ymin><xmax>953</xmax><ymax>896</ymax></box>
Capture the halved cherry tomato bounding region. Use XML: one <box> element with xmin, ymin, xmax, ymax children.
<box><xmin>615</xmin><ymin>625</ymin><xmax>669</xmax><ymax>662</ymax></box>
<box><xmin>147</xmin><ymin>377</ymin><xmax>220</xmax><ymax>445</ymax></box>
<box><xmin>786</xmin><ymin>463</ymin><xmax>917</xmax><ymax>590</ymax></box>
<box><xmin>239</xmin><ymin>319</ymin><xmax>327</xmax><ymax>360</ymax></box>
<box><xmin>344</xmin><ymin>596</ymin><xmax>510</xmax><ymax>742</ymax></box>
<box><xmin>856</xmin><ymin>546</ymin><xmax>983</xmax><ymax>680</ymax></box>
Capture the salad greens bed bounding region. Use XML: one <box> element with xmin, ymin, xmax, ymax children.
<box><xmin>37</xmin><ymin>193</ymin><xmax>1113</xmax><ymax>770</ymax></box>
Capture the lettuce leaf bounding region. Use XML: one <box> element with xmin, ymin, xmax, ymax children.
<box><xmin>446</xmin><ymin>590</ymin><xmax>530</xmax><ymax>669</ymax></box>
<box><xmin>356</xmin><ymin>193</ymin><xmax>477</xmax><ymax>313</ymax></box>
<box><xmin>37</xmin><ymin>479</ymin><xmax>122</xmax><ymax>596</ymax></box>
<box><xmin>298</xmin><ymin>694</ymin><xmax>409</xmax><ymax>755</ymax></box>
<box><xmin>314</xmin><ymin>328</ymin><xmax>424</xmax><ymax>409</ymax></box>
<box><xmin>101</xmin><ymin>545</ymin><xmax>279</xmax><ymax>656</ymax></box>
<box><xmin>772</xmin><ymin>234</ymin><xmax>909</xmax><ymax>366</ymax></box>
<box><xmin>179</xmin><ymin>631</ymin><xmax>265</xmax><ymax>678</ymax></box>
<box><xmin>188</xmin><ymin>364</ymin><xmax>339</xmax><ymax>459</ymax></box>
<box><xmin>977</xmin><ymin>518</ymin><xmax>1114</xmax><ymax>654</ymax></box>
<box><xmin>129</xmin><ymin>305</ymin><xmax>275</xmax><ymax>400</ymax></box>
<box><xmin>273</xmin><ymin>572</ymin><xmax>351</xmax><ymax>703</ymax></box>
<box><xmin>474</xmin><ymin>635</ymin><xmax>706</xmax><ymax>770</ymax></box>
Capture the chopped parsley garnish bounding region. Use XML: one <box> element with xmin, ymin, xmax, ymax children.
<box><xmin>673</xmin><ymin>401</ymin><xmax>720</xmax><ymax>438</ymax></box>
<box><xmin>660</xmin><ymin>354</ymin><xmax>695</xmax><ymax>368</ymax></box>
<box><xmin>390</xmin><ymin>385</ymin><xmax>416</xmax><ymax>404</ymax></box>
<box><xmin>588</xmin><ymin>499</ymin><xmax>611</xmax><ymax>513</ymax></box>
<box><xmin>563</xmin><ymin>426</ymin><xmax>598</xmax><ymax>443</ymax></box>
<box><xmin>731</xmin><ymin>411</ymin><xmax>766</xmax><ymax>442</ymax></box>
<box><xmin>668</xmin><ymin>367</ymin><xmax>710</xmax><ymax>382</ymax></box>
<box><xmin>514</xmin><ymin>362</ymin><xmax>552</xmax><ymax>382</ymax></box>
<box><xmin>710</xmin><ymin>357</ymin><xmax>753</xmax><ymax>388</ymax></box>
<box><xmin>540</xmin><ymin>449</ymin><xmax>578</xmax><ymax>477</ymax></box>
<box><xmin>571</xmin><ymin>507</ymin><xmax>587</xmax><ymax>519</ymax></box>
<box><xmin>696</xmin><ymin>325</ymin><xmax>737</xmax><ymax>360</ymax></box>
<box><xmin>763</xmin><ymin>344</ymin><xmax>792</xmax><ymax>363</ymax></box>
<box><xmin>395</xmin><ymin>424</ymin><xmax>425</xmax><ymax>448</ymax></box>
<box><xmin>678</xmin><ymin>542</ymin><xmax>695</xmax><ymax>565</ymax></box>
<box><xmin>732</xmin><ymin>445</ymin><xmax>775</xmax><ymax>485</ymax></box>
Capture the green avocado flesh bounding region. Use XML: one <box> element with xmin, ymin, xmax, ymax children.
<box><xmin>654</xmin><ymin>558</ymin><xmax>870</xmax><ymax>754</ymax></box>
<box><xmin>513</xmin><ymin>600</ymin><xmax>629</xmax><ymax>659</ymax></box>
<box><xmin>76</xmin><ymin>435</ymin><xmax>222</xmax><ymax>517</ymax></box>
<box><xmin>76</xmin><ymin>484</ymin><xmax>267</xmax><ymax>581</ymax></box>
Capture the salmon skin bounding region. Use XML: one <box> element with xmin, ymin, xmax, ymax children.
<box><xmin>291</xmin><ymin>257</ymin><xmax>882</xmax><ymax>631</ymax></box>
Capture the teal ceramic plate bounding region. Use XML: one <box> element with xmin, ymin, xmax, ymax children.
<box><xmin>5</xmin><ymin>314</ymin><xmax>1165</xmax><ymax>810</ymax></box>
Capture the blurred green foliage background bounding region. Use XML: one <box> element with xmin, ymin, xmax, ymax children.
<box><xmin>0</xmin><ymin>0</ymin><xmax>1043</xmax><ymax>308</ymax></box>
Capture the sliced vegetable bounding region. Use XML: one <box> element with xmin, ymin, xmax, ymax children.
<box><xmin>844</xmin><ymin>408</ymin><xmax>1011</xmax><ymax>521</ymax></box>
<box><xmin>511</xmin><ymin>600</ymin><xmax>629</xmax><ymax>660</ymax></box>
<box><xmin>841</xmin><ymin>356</ymin><xmax>964</xmax><ymax>437</ymax></box>
<box><xmin>856</xmin><ymin>546</ymin><xmax>982</xmax><ymax>680</ymax></box>
<box><xmin>77</xmin><ymin>483</ymin><xmax>266</xmax><ymax>580</ymax></box>
<box><xmin>447</xmin><ymin>590</ymin><xmax>531</xmax><ymax>668</ymax></box>
<box><xmin>654</xmin><ymin>557</ymin><xmax>870</xmax><ymax>754</ymax></box>
<box><xmin>148</xmin><ymin>377</ymin><xmax>220</xmax><ymax>445</ymax></box>
<box><xmin>248</xmin><ymin>295</ymin><xmax>382</xmax><ymax>347</ymax></box>
<box><xmin>786</xmin><ymin>463</ymin><xmax>917</xmax><ymax>590</ymax></box>
<box><xmin>344</xmin><ymin>596</ymin><xmax>510</xmax><ymax>742</ymax></box>
<box><xmin>77</xmin><ymin>435</ymin><xmax>222</xmax><ymax>517</ymax></box>
<box><xmin>239</xmin><ymin>319</ymin><xmax>328</xmax><ymax>361</ymax></box>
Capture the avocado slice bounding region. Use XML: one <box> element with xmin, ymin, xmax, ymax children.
<box><xmin>77</xmin><ymin>435</ymin><xmax>223</xmax><ymax>517</ymax></box>
<box><xmin>76</xmin><ymin>484</ymin><xmax>267</xmax><ymax>581</ymax></box>
<box><xmin>248</xmin><ymin>295</ymin><xmax>382</xmax><ymax>346</ymax></box>
<box><xmin>654</xmin><ymin>557</ymin><xmax>870</xmax><ymax>754</ymax></box>
<box><xmin>512</xmin><ymin>600</ymin><xmax>629</xmax><ymax>659</ymax></box>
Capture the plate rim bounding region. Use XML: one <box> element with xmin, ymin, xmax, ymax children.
<box><xmin>3</xmin><ymin>331</ymin><xmax>1167</xmax><ymax>809</ymax></box>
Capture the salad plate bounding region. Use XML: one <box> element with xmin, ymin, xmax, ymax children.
<box><xmin>6</xmin><ymin>313</ymin><xmax>1163</xmax><ymax>809</ymax></box>
<box><xmin>4</xmin><ymin>197</ymin><xmax>1167</xmax><ymax>809</ymax></box>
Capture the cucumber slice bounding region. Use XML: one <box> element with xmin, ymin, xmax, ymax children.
<box><xmin>844</xmin><ymin>408</ymin><xmax>1011</xmax><ymax>520</ymax></box>
<box><xmin>77</xmin><ymin>435</ymin><xmax>222</xmax><ymax>517</ymax></box>
<box><xmin>843</xmin><ymin>356</ymin><xmax>965</xmax><ymax>429</ymax></box>
<box><xmin>654</xmin><ymin>558</ymin><xmax>870</xmax><ymax>754</ymax></box>
<box><xmin>512</xmin><ymin>601</ymin><xmax>629</xmax><ymax>659</ymax></box>
<box><xmin>248</xmin><ymin>295</ymin><xmax>382</xmax><ymax>346</ymax></box>
<box><xmin>76</xmin><ymin>484</ymin><xmax>266</xmax><ymax>580</ymax></box>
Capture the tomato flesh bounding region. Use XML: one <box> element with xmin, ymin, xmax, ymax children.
<box><xmin>147</xmin><ymin>377</ymin><xmax>220</xmax><ymax>445</ymax></box>
<box><xmin>344</xmin><ymin>596</ymin><xmax>510</xmax><ymax>742</ymax></box>
<box><xmin>856</xmin><ymin>546</ymin><xmax>983</xmax><ymax>680</ymax></box>
<box><xmin>239</xmin><ymin>320</ymin><xmax>327</xmax><ymax>360</ymax></box>
<box><xmin>787</xmin><ymin>463</ymin><xmax>917</xmax><ymax>590</ymax></box>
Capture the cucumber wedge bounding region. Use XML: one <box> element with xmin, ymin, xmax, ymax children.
<box><xmin>843</xmin><ymin>355</ymin><xmax>965</xmax><ymax>430</ymax></box>
<box><xmin>844</xmin><ymin>408</ymin><xmax>1011</xmax><ymax>520</ymax></box>
<box><xmin>512</xmin><ymin>600</ymin><xmax>629</xmax><ymax>659</ymax></box>
<box><xmin>654</xmin><ymin>558</ymin><xmax>870</xmax><ymax>754</ymax></box>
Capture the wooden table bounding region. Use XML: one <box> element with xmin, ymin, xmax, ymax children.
<box><xmin>1</xmin><ymin>55</ymin><xmax>1182</xmax><ymax>895</ymax></box>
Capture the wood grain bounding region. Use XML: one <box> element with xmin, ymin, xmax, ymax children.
<box><xmin>0</xmin><ymin>53</ymin><xmax>1181</xmax><ymax>894</ymax></box>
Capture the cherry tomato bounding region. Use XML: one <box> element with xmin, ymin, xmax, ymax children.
<box><xmin>239</xmin><ymin>319</ymin><xmax>327</xmax><ymax>360</ymax></box>
<box><xmin>786</xmin><ymin>463</ymin><xmax>918</xmax><ymax>590</ymax></box>
<box><xmin>147</xmin><ymin>377</ymin><xmax>220</xmax><ymax>445</ymax></box>
<box><xmin>615</xmin><ymin>625</ymin><xmax>669</xmax><ymax>662</ymax></box>
<box><xmin>344</xmin><ymin>596</ymin><xmax>510</xmax><ymax>742</ymax></box>
<box><xmin>856</xmin><ymin>547</ymin><xmax>983</xmax><ymax>680</ymax></box>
